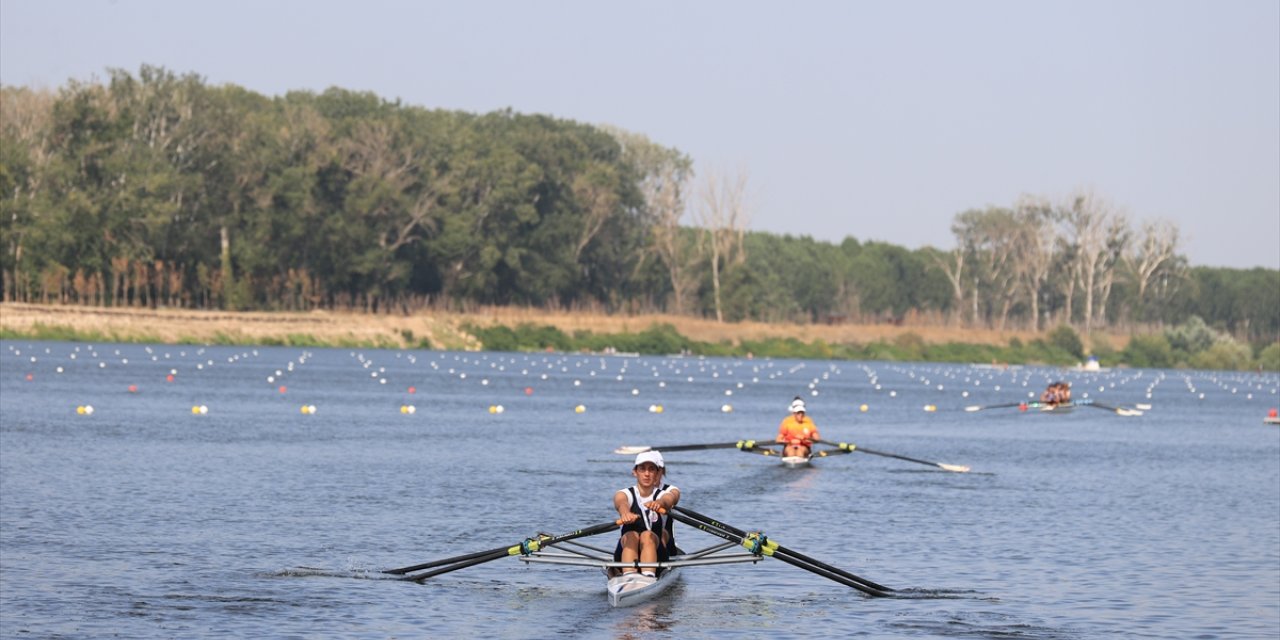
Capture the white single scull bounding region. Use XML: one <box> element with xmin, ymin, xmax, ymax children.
<box><xmin>517</xmin><ymin>538</ymin><xmax>761</xmax><ymax>607</ymax></box>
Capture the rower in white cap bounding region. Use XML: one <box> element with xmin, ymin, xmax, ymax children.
<box><xmin>776</xmin><ymin>396</ymin><xmax>821</xmax><ymax>458</ymax></box>
<box><xmin>612</xmin><ymin>450</ymin><xmax>680</xmax><ymax>578</ymax></box>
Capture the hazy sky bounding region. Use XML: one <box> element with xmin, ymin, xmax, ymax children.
<box><xmin>3</xmin><ymin>0</ymin><xmax>1277</xmax><ymax>269</ymax></box>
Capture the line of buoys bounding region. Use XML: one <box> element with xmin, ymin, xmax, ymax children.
<box><xmin>75</xmin><ymin>405</ymin><xmax>94</xmax><ymax>415</ymax></box>
<box><xmin>300</xmin><ymin>404</ymin><xmax>317</xmax><ymax>414</ymax></box>
<box><xmin>190</xmin><ymin>405</ymin><xmax>208</xmax><ymax>415</ymax></box>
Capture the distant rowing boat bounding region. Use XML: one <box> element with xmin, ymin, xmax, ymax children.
<box><xmin>614</xmin><ymin>439</ymin><xmax>970</xmax><ymax>473</ymax></box>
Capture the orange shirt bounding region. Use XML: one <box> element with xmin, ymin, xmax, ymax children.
<box><xmin>777</xmin><ymin>414</ymin><xmax>820</xmax><ymax>444</ymax></box>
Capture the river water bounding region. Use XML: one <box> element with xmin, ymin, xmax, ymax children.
<box><xmin>1</xmin><ymin>340</ymin><xmax>1277</xmax><ymax>639</ymax></box>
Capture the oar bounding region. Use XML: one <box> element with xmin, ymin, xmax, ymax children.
<box><xmin>668</xmin><ymin>506</ymin><xmax>894</xmax><ymax>597</ymax></box>
<box><xmin>817</xmin><ymin>440</ymin><xmax>970</xmax><ymax>473</ymax></box>
<box><xmin>1075</xmin><ymin>399</ymin><xmax>1143</xmax><ymax>417</ymax></box>
<box><xmin>614</xmin><ymin>439</ymin><xmax>771</xmax><ymax>455</ymax></box>
<box><xmin>964</xmin><ymin>401</ymin><xmax>1028</xmax><ymax>412</ymax></box>
<box><xmin>386</xmin><ymin>520</ymin><xmax>620</xmax><ymax>581</ymax></box>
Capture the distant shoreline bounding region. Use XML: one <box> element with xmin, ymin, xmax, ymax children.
<box><xmin>0</xmin><ymin>302</ymin><xmax>1094</xmax><ymax>352</ymax></box>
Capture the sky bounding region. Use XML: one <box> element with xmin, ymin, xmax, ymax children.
<box><xmin>2</xmin><ymin>0</ymin><xmax>1277</xmax><ymax>269</ymax></box>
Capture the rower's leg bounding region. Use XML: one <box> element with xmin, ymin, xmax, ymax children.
<box><xmin>619</xmin><ymin>531</ymin><xmax>641</xmax><ymax>574</ymax></box>
<box><xmin>638</xmin><ymin>531</ymin><xmax>659</xmax><ymax>577</ymax></box>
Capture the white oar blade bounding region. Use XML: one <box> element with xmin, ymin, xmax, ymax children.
<box><xmin>1118</xmin><ymin>409</ymin><xmax>1144</xmax><ymax>417</ymax></box>
<box><xmin>613</xmin><ymin>445</ymin><xmax>652</xmax><ymax>455</ymax></box>
<box><xmin>964</xmin><ymin>406</ymin><xmax>981</xmax><ymax>412</ymax></box>
<box><xmin>939</xmin><ymin>463</ymin><xmax>971</xmax><ymax>473</ymax></box>
<box><xmin>1135</xmin><ymin>403</ymin><xmax>1152</xmax><ymax>410</ymax></box>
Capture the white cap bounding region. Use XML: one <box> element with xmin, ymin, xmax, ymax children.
<box><xmin>789</xmin><ymin>399</ymin><xmax>807</xmax><ymax>413</ymax></box>
<box><xmin>634</xmin><ymin>450</ymin><xmax>665</xmax><ymax>469</ymax></box>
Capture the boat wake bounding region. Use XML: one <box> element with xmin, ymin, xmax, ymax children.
<box><xmin>270</xmin><ymin>566</ymin><xmax>402</xmax><ymax>580</ymax></box>
<box><xmin>887</xmin><ymin>586</ymin><xmax>994</xmax><ymax>600</ymax></box>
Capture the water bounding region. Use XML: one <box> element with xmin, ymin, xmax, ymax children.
<box><xmin>2</xmin><ymin>341</ymin><xmax>1277</xmax><ymax>639</ymax></box>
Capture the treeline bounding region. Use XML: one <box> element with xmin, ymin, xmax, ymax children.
<box><xmin>2</xmin><ymin>66</ymin><xmax>1277</xmax><ymax>349</ymax></box>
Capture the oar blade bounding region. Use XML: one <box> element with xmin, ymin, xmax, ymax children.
<box><xmin>613</xmin><ymin>445</ymin><xmax>652</xmax><ymax>455</ymax></box>
<box><xmin>939</xmin><ymin>463</ymin><xmax>971</xmax><ymax>473</ymax></box>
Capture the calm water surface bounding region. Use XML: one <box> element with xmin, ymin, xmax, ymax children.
<box><xmin>2</xmin><ymin>341</ymin><xmax>1277</xmax><ymax>639</ymax></box>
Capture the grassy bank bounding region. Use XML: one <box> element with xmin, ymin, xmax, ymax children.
<box><xmin>0</xmin><ymin>302</ymin><xmax>1110</xmax><ymax>364</ymax></box>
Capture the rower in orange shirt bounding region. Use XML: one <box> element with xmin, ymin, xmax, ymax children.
<box><xmin>777</xmin><ymin>397</ymin><xmax>820</xmax><ymax>458</ymax></box>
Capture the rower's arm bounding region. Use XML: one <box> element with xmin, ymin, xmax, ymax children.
<box><xmin>647</xmin><ymin>487</ymin><xmax>680</xmax><ymax>513</ymax></box>
<box><xmin>614</xmin><ymin>490</ymin><xmax>638</xmax><ymax>524</ymax></box>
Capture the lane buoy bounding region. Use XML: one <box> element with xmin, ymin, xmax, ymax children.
<box><xmin>575</xmin><ymin>405</ymin><xmax>586</xmax><ymax>413</ymax></box>
<box><xmin>859</xmin><ymin>404</ymin><xmax>869</xmax><ymax>412</ymax></box>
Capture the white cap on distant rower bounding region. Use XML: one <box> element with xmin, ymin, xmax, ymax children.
<box><xmin>634</xmin><ymin>450</ymin><xmax>665</xmax><ymax>469</ymax></box>
<box><xmin>789</xmin><ymin>399</ymin><xmax>807</xmax><ymax>413</ymax></box>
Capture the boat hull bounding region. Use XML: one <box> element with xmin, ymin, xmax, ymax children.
<box><xmin>781</xmin><ymin>456</ymin><xmax>811</xmax><ymax>468</ymax></box>
<box><xmin>606</xmin><ymin>566</ymin><xmax>681</xmax><ymax>607</ymax></box>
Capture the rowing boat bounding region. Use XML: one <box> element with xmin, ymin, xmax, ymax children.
<box><xmin>1039</xmin><ymin>402</ymin><xmax>1074</xmax><ymax>413</ymax></box>
<box><xmin>604</xmin><ymin>547</ymin><xmax>684</xmax><ymax>607</ymax></box>
<box><xmin>781</xmin><ymin>455</ymin><xmax>812</xmax><ymax>468</ymax></box>
<box><xmin>388</xmin><ymin>506</ymin><xmax>898</xmax><ymax>606</ymax></box>
<box><xmin>614</xmin><ymin>439</ymin><xmax>970</xmax><ymax>473</ymax></box>
<box><xmin>519</xmin><ymin>538</ymin><xmax>762</xmax><ymax>607</ymax></box>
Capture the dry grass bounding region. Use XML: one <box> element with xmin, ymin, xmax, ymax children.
<box><xmin>0</xmin><ymin>302</ymin><xmax>1113</xmax><ymax>351</ymax></box>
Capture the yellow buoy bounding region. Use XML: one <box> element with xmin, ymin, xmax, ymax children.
<box><xmin>859</xmin><ymin>404</ymin><xmax>869</xmax><ymax>412</ymax></box>
<box><xmin>191</xmin><ymin>405</ymin><xmax>200</xmax><ymax>415</ymax></box>
<box><xmin>575</xmin><ymin>404</ymin><xmax>586</xmax><ymax>413</ymax></box>
<box><xmin>76</xmin><ymin>405</ymin><xmax>86</xmax><ymax>415</ymax></box>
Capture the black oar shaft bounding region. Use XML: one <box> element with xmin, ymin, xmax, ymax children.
<box><xmin>386</xmin><ymin>545</ymin><xmax>509</xmax><ymax>575</ymax></box>
<box><xmin>391</xmin><ymin>520</ymin><xmax>620</xmax><ymax>580</ymax></box>
<box><xmin>668</xmin><ymin>507</ymin><xmax>892</xmax><ymax>597</ymax></box>
<box><xmin>405</xmin><ymin>549</ymin><xmax>509</xmax><ymax>582</ymax></box>
<box><xmin>673</xmin><ymin>506</ymin><xmax>893</xmax><ymax>593</ymax></box>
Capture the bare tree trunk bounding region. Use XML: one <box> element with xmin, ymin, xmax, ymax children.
<box><xmin>693</xmin><ymin>168</ymin><xmax>750</xmax><ymax>323</ymax></box>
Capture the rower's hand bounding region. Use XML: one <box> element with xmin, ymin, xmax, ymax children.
<box><xmin>643</xmin><ymin>501</ymin><xmax>667</xmax><ymax>515</ymax></box>
<box><xmin>618</xmin><ymin>512</ymin><xmax>639</xmax><ymax>525</ymax></box>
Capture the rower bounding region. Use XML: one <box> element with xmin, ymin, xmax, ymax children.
<box><xmin>777</xmin><ymin>397</ymin><xmax>821</xmax><ymax>458</ymax></box>
<box><xmin>613</xmin><ymin>451</ymin><xmax>680</xmax><ymax>578</ymax></box>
